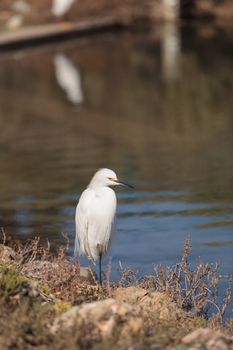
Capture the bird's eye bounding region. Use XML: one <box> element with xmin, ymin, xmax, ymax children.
<box><xmin>108</xmin><ymin>177</ymin><xmax>115</xmax><ymax>181</ymax></box>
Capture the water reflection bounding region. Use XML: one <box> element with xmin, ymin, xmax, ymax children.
<box><xmin>161</xmin><ymin>23</ymin><xmax>180</xmax><ymax>80</ymax></box>
<box><xmin>54</xmin><ymin>53</ymin><xmax>84</xmax><ymax>105</ymax></box>
<box><xmin>0</xmin><ymin>26</ymin><xmax>232</xmax><ymax>296</ymax></box>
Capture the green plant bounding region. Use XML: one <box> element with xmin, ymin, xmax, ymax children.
<box><xmin>0</xmin><ymin>263</ymin><xmax>28</xmax><ymax>297</ymax></box>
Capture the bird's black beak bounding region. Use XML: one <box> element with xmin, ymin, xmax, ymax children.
<box><xmin>115</xmin><ymin>179</ymin><xmax>134</xmax><ymax>189</ymax></box>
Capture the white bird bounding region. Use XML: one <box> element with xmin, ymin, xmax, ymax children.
<box><xmin>51</xmin><ymin>0</ymin><xmax>75</xmax><ymax>17</ymax></box>
<box><xmin>75</xmin><ymin>168</ymin><xmax>133</xmax><ymax>285</ymax></box>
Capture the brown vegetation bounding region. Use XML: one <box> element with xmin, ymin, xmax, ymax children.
<box><xmin>0</xmin><ymin>234</ymin><xmax>232</xmax><ymax>349</ymax></box>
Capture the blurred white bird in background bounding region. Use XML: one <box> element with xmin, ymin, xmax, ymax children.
<box><xmin>51</xmin><ymin>0</ymin><xmax>75</xmax><ymax>17</ymax></box>
<box><xmin>75</xmin><ymin>168</ymin><xmax>133</xmax><ymax>285</ymax></box>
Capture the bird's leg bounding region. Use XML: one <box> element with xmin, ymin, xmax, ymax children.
<box><xmin>99</xmin><ymin>253</ymin><xmax>102</xmax><ymax>286</ymax></box>
<box><xmin>97</xmin><ymin>243</ymin><xmax>103</xmax><ymax>286</ymax></box>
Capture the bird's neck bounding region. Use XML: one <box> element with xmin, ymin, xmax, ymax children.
<box><xmin>88</xmin><ymin>184</ymin><xmax>113</xmax><ymax>194</ymax></box>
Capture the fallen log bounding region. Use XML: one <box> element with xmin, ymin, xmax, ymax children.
<box><xmin>0</xmin><ymin>16</ymin><xmax>127</xmax><ymax>50</ymax></box>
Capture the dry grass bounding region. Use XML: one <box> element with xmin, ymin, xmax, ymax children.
<box><xmin>0</xmin><ymin>231</ymin><xmax>108</xmax><ymax>305</ymax></box>
<box><xmin>1</xmin><ymin>232</ymin><xmax>232</xmax><ymax>320</ymax></box>
<box><xmin>118</xmin><ymin>238</ymin><xmax>232</xmax><ymax>324</ymax></box>
<box><xmin>0</xmin><ymin>232</ymin><xmax>232</xmax><ymax>350</ymax></box>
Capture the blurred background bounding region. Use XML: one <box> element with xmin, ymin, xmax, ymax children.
<box><xmin>0</xmin><ymin>0</ymin><xmax>233</xmax><ymax>306</ymax></box>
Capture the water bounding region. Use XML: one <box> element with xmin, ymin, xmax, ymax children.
<box><xmin>0</xmin><ymin>25</ymin><xmax>233</xmax><ymax>305</ymax></box>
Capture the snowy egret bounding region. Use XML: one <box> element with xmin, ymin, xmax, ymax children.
<box><xmin>74</xmin><ymin>168</ymin><xmax>133</xmax><ymax>285</ymax></box>
<box><xmin>52</xmin><ymin>0</ymin><xmax>75</xmax><ymax>17</ymax></box>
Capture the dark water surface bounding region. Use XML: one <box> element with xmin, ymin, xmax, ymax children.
<box><xmin>0</xmin><ymin>25</ymin><xmax>233</xmax><ymax>306</ymax></box>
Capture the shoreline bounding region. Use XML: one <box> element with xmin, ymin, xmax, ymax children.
<box><xmin>0</xmin><ymin>237</ymin><xmax>232</xmax><ymax>349</ymax></box>
<box><xmin>0</xmin><ymin>1</ymin><xmax>232</xmax><ymax>50</ymax></box>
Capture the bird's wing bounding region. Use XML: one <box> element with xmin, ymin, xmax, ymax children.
<box><xmin>86</xmin><ymin>188</ymin><xmax>117</xmax><ymax>259</ymax></box>
<box><xmin>74</xmin><ymin>188</ymin><xmax>95</xmax><ymax>259</ymax></box>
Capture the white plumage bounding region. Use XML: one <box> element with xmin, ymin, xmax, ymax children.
<box><xmin>54</xmin><ymin>54</ymin><xmax>83</xmax><ymax>105</ymax></box>
<box><xmin>75</xmin><ymin>168</ymin><xmax>133</xmax><ymax>284</ymax></box>
<box><xmin>51</xmin><ymin>0</ymin><xmax>75</xmax><ymax>17</ymax></box>
<box><xmin>75</xmin><ymin>182</ymin><xmax>116</xmax><ymax>261</ymax></box>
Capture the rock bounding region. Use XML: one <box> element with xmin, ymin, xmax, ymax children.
<box><xmin>206</xmin><ymin>335</ymin><xmax>233</xmax><ymax>350</ymax></box>
<box><xmin>182</xmin><ymin>328</ymin><xmax>215</xmax><ymax>344</ymax></box>
<box><xmin>207</xmin><ymin>338</ymin><xmax>228</xmax><ymax>350</ymax></box>
<box><xmin>113</xmin><ymin>286</ymin><xmax>148</xmax><ymax>304</ymax></box>
<box><xmin>0</xmin><ymin>244</ymin><xmax>15</xmax><ymax>262</ymax></box>
<box><xmin>182</xmin><ymin>331</ymin><xmax>233</xmax><ymax>350</ymax></box>
<box><xmin>52</xmin><ymin>298</ymin><xmax>143</xmax><ymax>340</ymax></box>
<box><xmin>114</xmin><ymin>287</ymin><xmax>183</xmax><ymax>321</ymax></box>
<box><xmin>140</xmin><ymin>290</ymin><xmax>182</xmax><ymax>320</ymax></box>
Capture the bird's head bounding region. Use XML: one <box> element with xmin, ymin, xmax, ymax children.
<box><xmin>89</xmin><ymin>168</ymin><xmax>134</xmax><ymax>189</ymax></box>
